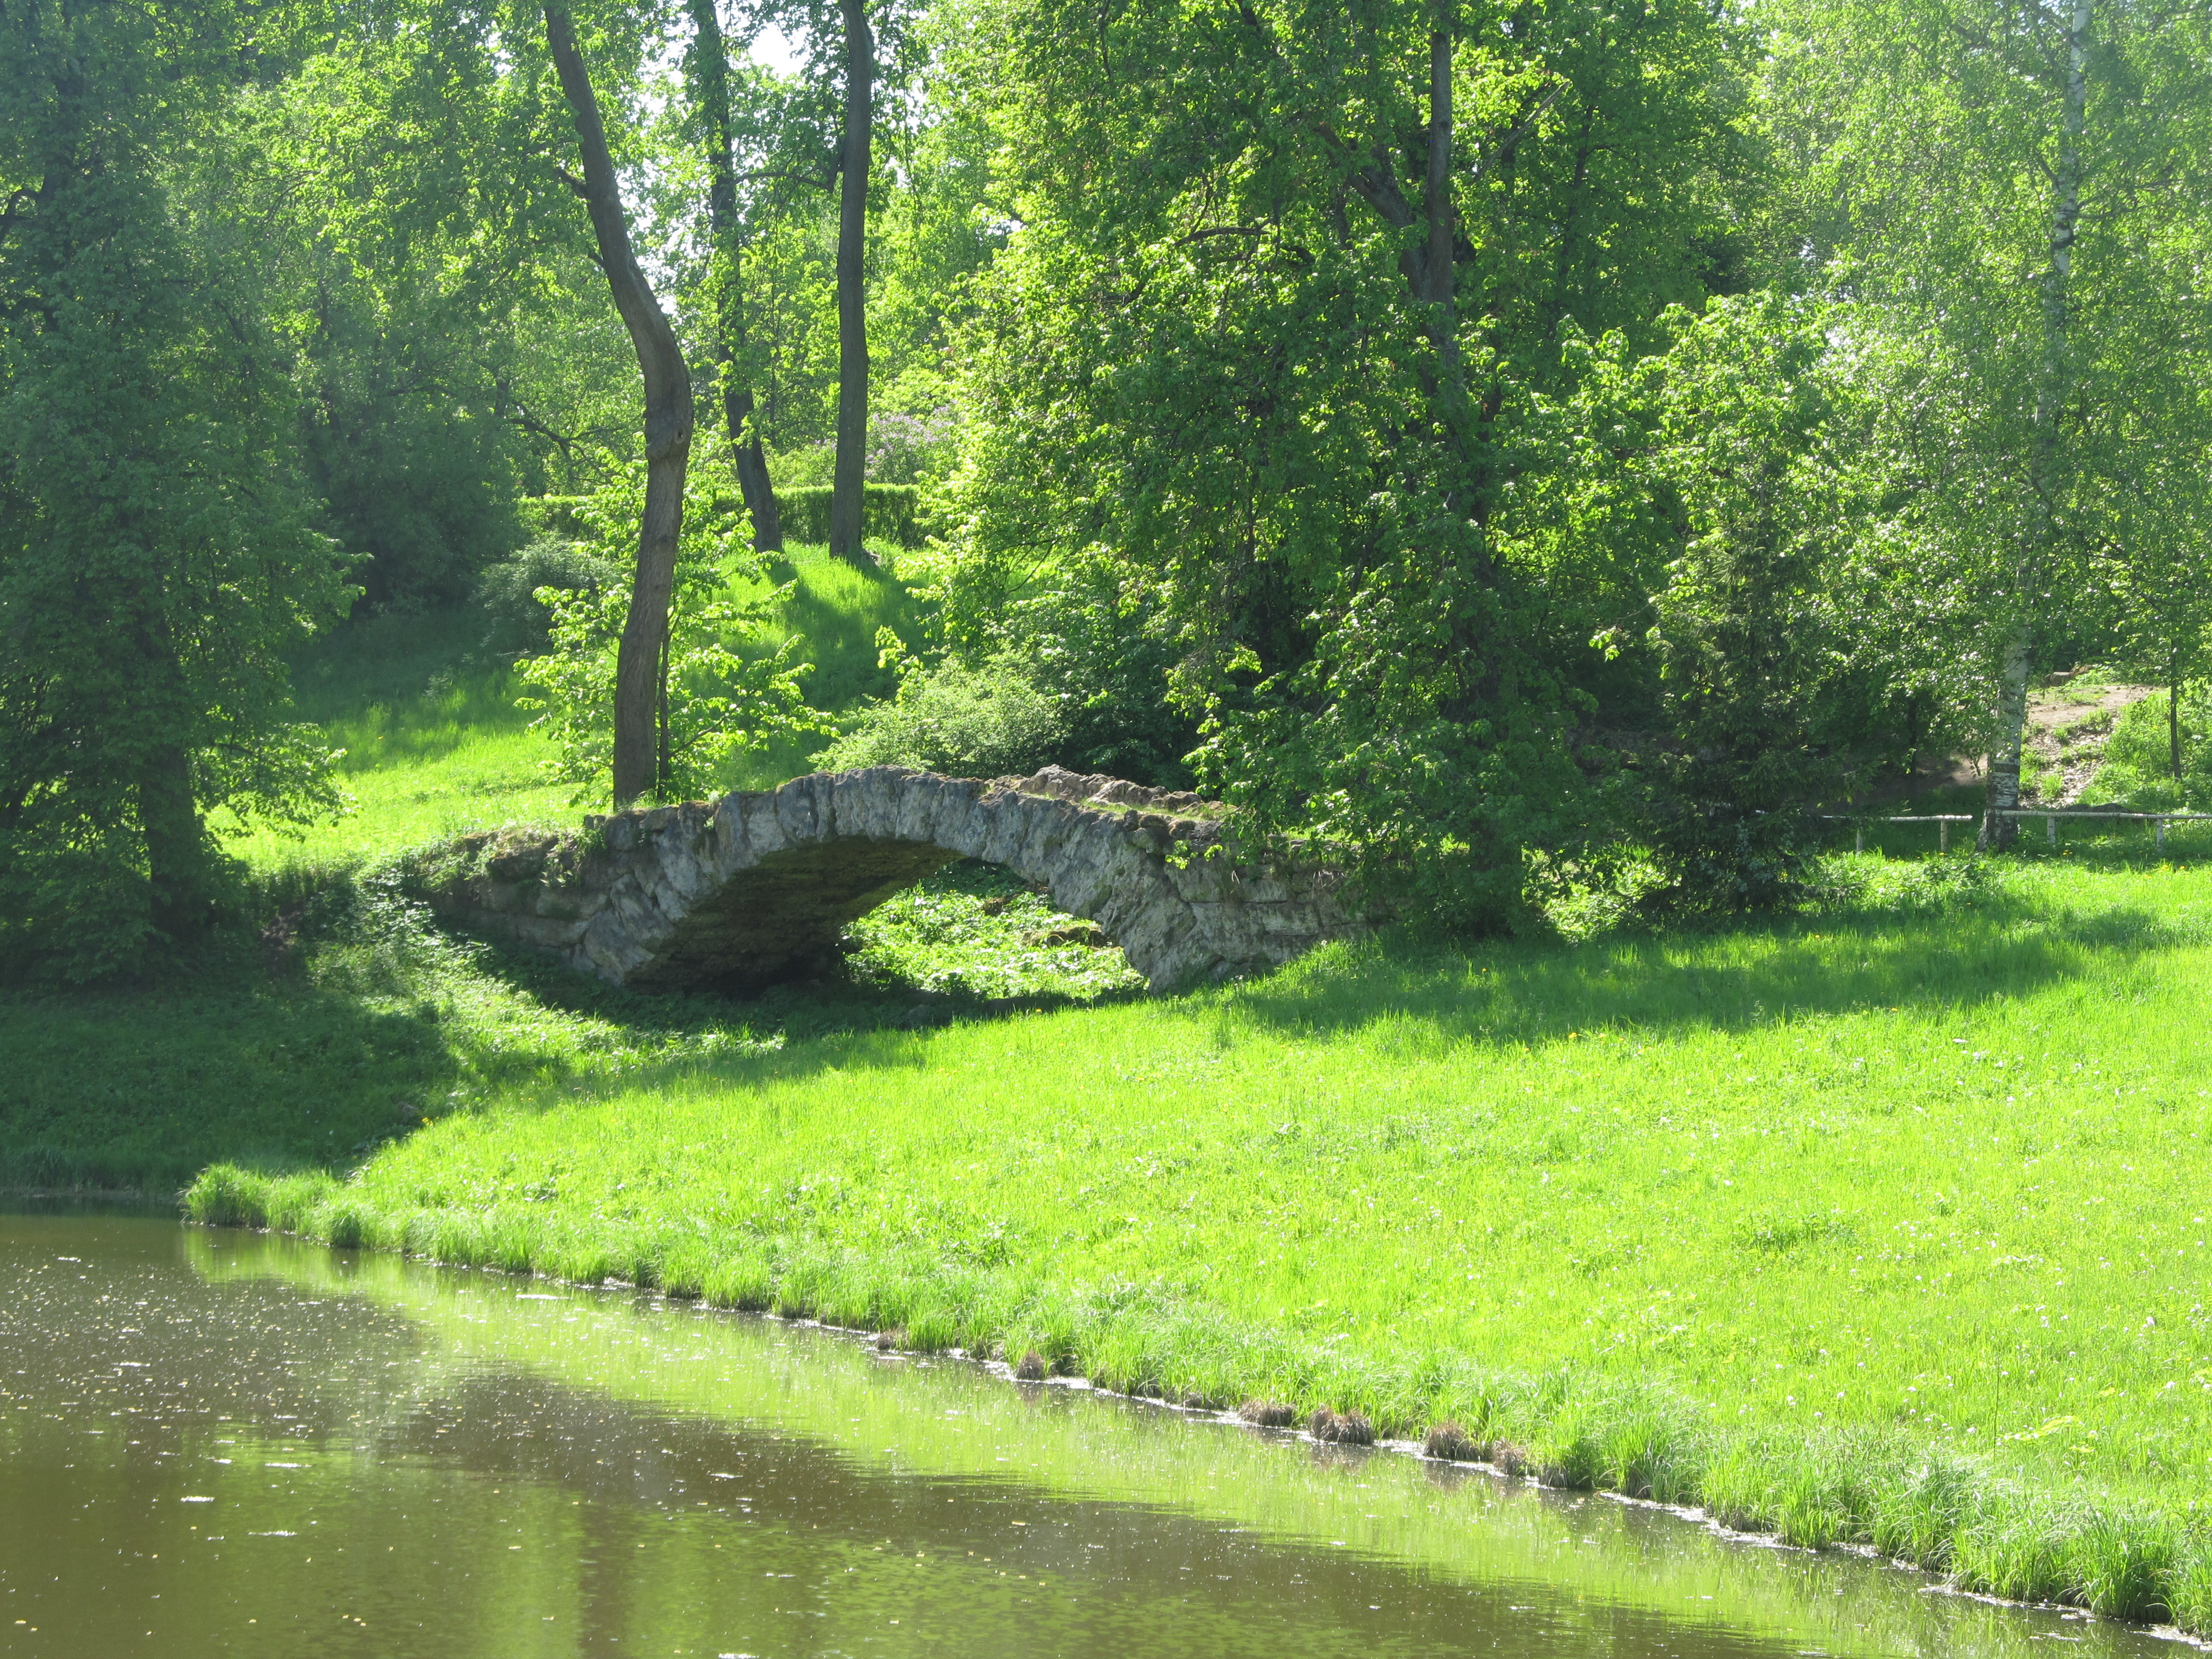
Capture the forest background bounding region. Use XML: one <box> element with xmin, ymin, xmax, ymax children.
<box><xmin>2</xmin><ymin>0</ymin><xmax>2210</xmax><ymax>973</ymax></box>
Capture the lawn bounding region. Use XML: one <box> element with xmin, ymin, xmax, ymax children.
<box><xmin>185</xmin><ymin>842</ymin><xmax>2212</xmax><ymax>1623</ymax></box>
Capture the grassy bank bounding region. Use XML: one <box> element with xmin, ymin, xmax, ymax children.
<box><xmin>17</xmin><ymin>572</ymin><xmax>2212</xmax><ymax>1627</ymax></box>
<box><xmin>180</xmin><ymin>849</ymin><xmax>2212</xmax><ymax>1627</ymax></box>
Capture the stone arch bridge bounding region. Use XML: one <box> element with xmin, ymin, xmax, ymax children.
<box><xmin>411</xmin><ymin>766</ymin><xmax>1376</xmax><ymax>993</ymax></box>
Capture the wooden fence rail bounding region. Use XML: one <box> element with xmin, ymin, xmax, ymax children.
<box><xmin>1823</xmin><ymin>809</ymin><xmax>2212</xmax><ymax>853</ymax></box>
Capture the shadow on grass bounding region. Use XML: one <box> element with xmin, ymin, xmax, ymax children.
<box><xmin>0</xmin><ymin>953</ymin><xmax>463</xmax><ymax>1196</ymax></box>
<box><xmin>403</xmin><ymin>846</ymin><xmax>2212</xmax><ymax>1114</ymax></box>
<box><xmin>288</xmin><ymin>607</ymin><xmax>540</xmax><ymax>776</ymax></box>
<box><xmin>436</xmin><ymin>924</ymin><xmax>1146</xmax><ymax>1102</ymax></box>
<box><xmin>1222</xmin><ymin>883</ymin><xmax>2205</xmax><ymax>1051</ymax></box>
<box><xmin>33</xmin><ymin>830</ymin><xmax>2207</xmax><ymax>1197</ymax></box>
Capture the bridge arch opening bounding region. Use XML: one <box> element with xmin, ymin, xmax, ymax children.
<box><xmin>836</xmin><ymin>857</ymin><xmax>1144</xmax><ymax>1004</ymax></box>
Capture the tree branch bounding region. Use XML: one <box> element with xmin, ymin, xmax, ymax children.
<box><xmin>0</xmin><ymin>185</ymin><xmax>32</xmax><ymax>247</ymax></box>
<box><xmin>1465</xmin><ymin>80</ymin><xmax>1567</xmax><ymax>186</ymax></box>
<box><xmin>737</xmin><ymin>161</ymin><xmax>840</xmax><ymax>193</ymax></box>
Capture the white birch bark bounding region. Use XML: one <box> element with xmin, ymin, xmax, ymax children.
<box><xmin>1982</xmin><ymin>0</ymin><xmax>2087</xmax><ymax>850</ymax></box>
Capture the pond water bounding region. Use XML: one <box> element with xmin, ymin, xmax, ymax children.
<box><xmin>0</xmin><ymin>1210</ymin><xmax>2178</xmax><ymax>1658</ymax></box>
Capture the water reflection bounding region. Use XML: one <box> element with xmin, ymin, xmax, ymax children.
<box><xmin>0</xmin><ymin>1213</ymin><xmax>2171</xmax><ymax>1657</ymax></box>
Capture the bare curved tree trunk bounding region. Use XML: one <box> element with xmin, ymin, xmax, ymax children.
<box><xmin>827</xmin><ymin>0</ymin><xmax>873</xmax><ymax>568</ymax></box>
<box><xmin>686</xmin><ymin>0</ymin><xmax>782</xmax><ymax>554</ymax></box>
<box><xmin>545</xmin><ymin>4</ymin><xmax>696</xmax><ymax>806</ymax></box>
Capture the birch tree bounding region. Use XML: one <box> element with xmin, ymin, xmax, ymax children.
<box><xmin>1764</xmin><ymin>0</ymin><xmax>2212</xmax><ymax>846</ymax></box>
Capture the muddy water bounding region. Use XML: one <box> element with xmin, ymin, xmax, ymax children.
<box><xmin>0</xmin><ymin>1212</ymin><xmax>2173</xmax><ymax>1658</ymax></box>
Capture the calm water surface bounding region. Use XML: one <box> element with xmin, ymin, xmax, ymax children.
<box><xmin>0</xmin><ymin>1212</ymin><xmax>2177</xmax><ymax>1658</ymax></box>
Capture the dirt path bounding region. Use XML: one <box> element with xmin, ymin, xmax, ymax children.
<box><xmin>2025</xmin><ymin>680</ymin><xmax>2154</xmax><ymax>805</ymax></box>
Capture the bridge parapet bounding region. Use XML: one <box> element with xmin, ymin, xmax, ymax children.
<box><xmin>407</xmin><ymin>764</ymin><xmax>1375</xmax><ymax>993</ymax></box>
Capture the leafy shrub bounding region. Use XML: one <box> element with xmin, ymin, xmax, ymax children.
<box><xmin>842</xmin><ymin>859</ymin><xmax>1144</xmax><ymax>1000</ymax></box>
<box><xmin>1006</xmin><ymin>559</ymin><xmax>1196</xmax><ymax>786</ymax></box>
<box><xmin>471</xmin><ymin>534</ymin><xmax>623</xmax><ymax>659</ymax></box>
<box><xmin>864</xmin><ymin>410</ymin><xmax>960</xmax><ymax>484</ymax></box>
<box><xmin>1637</xmin><ymin>296</ymin><xmax>1891</xmax><ymax>912</ymax></box>
<box><xmin>516</xmin><ymin>577</ymin><xmax>825</xmax><ymax>806</ymax></box>
<box><xmin>2089</xmin><ymin>688</ymin><xmax>2210</xmax><ymax>807</ymax></box>
<box><xmin>770</xmin><ymin>410</ymin><xmax>959</xmax><ymax>491</ymax></box>
<box><xmin>816</xmin><ymin>638</ymin><xmax>1066</xmax><ymax>779</ymax></box>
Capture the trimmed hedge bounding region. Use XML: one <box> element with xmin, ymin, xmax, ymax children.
<box><xmin>520</xmin><ymin>486</ymin><xmax>932</xmax><ymax>550</ymax></box>
<box><xmin>771</xmin><ymin>483</ymin><xmax>931</xmax><ymax>548</ymax></box>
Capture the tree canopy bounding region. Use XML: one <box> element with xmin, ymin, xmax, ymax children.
<box><xmin>2</xmin><ymin>0</ymin><xmax>2208</xmax><ymax>971</ymax></box>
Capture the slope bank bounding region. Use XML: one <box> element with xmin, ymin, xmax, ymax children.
<box><xmin>191</xmin><ymin>853</ymin><xmax>2212</xmax><ymax>1630</ymax></box>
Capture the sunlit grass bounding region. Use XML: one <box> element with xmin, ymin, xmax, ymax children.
<box><xmin>222</xmin><ymin>724</ymin><xmax>575</xmax><ymax>873</ymax></box>
<box><xmin>190</xmin><ymin>852</ymin><xmax>2212</xmax><ymax>1621</ymax></box>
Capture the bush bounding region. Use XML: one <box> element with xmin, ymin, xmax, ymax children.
<box><xmin>816</xmin><ymin>645</ymin><xmax>1066</xmax><ymax>778</ymax></box>
<box><xmin>471</xmin><ymin>535</ymin><xmax>623</xmax><ymax>659</ymax></box>
<box><xmin>2090</xmin><ymin>688</ymin><xmax>2210</xmax><ymax>807</ymax></box>
<box><xmin>770</xmin><ymin>411</ymin><xmax>959</xmax><ymax>492</ymax></box>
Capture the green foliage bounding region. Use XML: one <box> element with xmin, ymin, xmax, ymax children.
<box><xmin>816</xmin><ymin>630</ymin><xmax>1065</xmax><ymax>778</ymax></box>
<box><xmin>844</xmin><ymin>859</ymin><xmax>1144</xmax><ymax>999</ymax></box>
<box><xmin>517</xmin><ymin>577</ymin><xmax>823</xmax><ymax>806</ymax></box>
<box><xmin>2090</xmin><ymin>690</ymin><xmax>2212</xmax><ymax>808</ymax></box>
<box><xmin>1635</xmin><ymin>295</ymin><xmax>1894</xmax><ymax>909</ymax></box>
<box><xmin>513</xmin><ymin>456</ymin><xmax>833</xmax><ymax>804</ymax></box>
<box><xmin>1760</xmin><ymin>0</ymin><xmax>2212</xmax><ymax>813</ymax></box>
<box><xmin>770</xmin><ymin>411</ymin><xmax>963</xmax><ymax>489</ymax></box>
<box><xmin>301</xmin><ymin>298</ymin><xmax>530</xmax><ymax>609</ymax></box>
<box><xmin>472</xmin><ymin>535</ymin><xmax>625</xmax><ymax>659</ymax></box>
<box><xmin>933</xmin><ymin>0</ymin><xmax>1760</xmax><ymax>929</ymax></box>
<box><xmin>0</xmin><ymin>0</ymin><xmax>349</xmax><ymax>978</ymax></box>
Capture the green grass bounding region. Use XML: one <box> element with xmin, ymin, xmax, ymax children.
<box><xmin>177</xmin><ymin>843</ymin><xmax>2212</xmax><ymax>1627</ymax></box>
<box><xmin>215</xmin><ymin>542</ymin><xmax>927</xmax><ymax>873</ymax></box>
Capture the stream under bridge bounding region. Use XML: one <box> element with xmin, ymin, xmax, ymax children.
<box><xmin>411</xmin><ymin>765</ymin><xmax>1378</xmax><ymax>993</ymax></box>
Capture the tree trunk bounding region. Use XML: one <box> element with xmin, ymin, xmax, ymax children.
<box><xmin>686</xmin><ymin>0</ymin><xmax>783</xmax><ymax>554</ymax></box>
<box><xmin>138</xmin><ymin>740</ymin><xmax>211</xmax><ymax>941</ymax></box>
<box><xmin>1978</xmin><ymin>623</ymin><xmax>2032</xmax><ymax>851</ymax></box>
<box><xmin>1419</xmin><ymin>25</ymin><xmax>1469</xmax><ymax>490</ymax></box>
<box><xmin>2173</xmin><ymin>676</ymin><xmax>2185</xmax><ymax>780</ymax></box>
<box><xmin>729</xmin><ymin>387</ymin><xmax>781</xmax><ymax>551</ymax></box>
<box><xmin>827</xmin><ymin>0</ymin><xmax>874</xmax><ymax>568</ymax></box>
<box><xmin>545</xmin><ymin>3</ymin><xmax>696</xmax><ymax>806</ymax></box>
<box><xmin>1983</xmin><ymin>0</ymin><xmax>2087</xmax><ymax>850</ymax></box>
